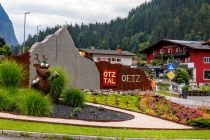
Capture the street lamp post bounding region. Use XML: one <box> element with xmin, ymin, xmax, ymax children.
<box><xmin>36</xmin><ymin>25</ymin><xmax>42</xmax><ymax>42</ymax></box>
<box><xmin>23</xmin><ymin>12</ymin><xmax>30</xmax><ymax>53</ymax></box>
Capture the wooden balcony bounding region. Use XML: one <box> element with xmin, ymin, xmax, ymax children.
<box><xmin>155</xmin><ymin>51</ymin><xmax>189</xmax><ymax>58</ymax></box>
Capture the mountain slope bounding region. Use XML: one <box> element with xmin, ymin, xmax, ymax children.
<box><xmin>25</xmin><ymin>0</ymin><xmax>210</xmax><ymax>53</ymax></box>
<box><xmin>0</xmin><ymin>4</ymin><xmax>18</xmax><ymax>46</ymax></box>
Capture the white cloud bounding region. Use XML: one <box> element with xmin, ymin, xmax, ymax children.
<box><xmin>0</xmin><ymin>0</ymin><xmax>148</xmax><ymax>44</ymax></box>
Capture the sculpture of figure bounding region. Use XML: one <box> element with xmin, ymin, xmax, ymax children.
<box><xmin>32</xmin><ymin>54</ymin><xmax>59</xmax><ymax>94</ymax></box>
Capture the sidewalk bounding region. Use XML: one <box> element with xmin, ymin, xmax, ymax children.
<box><xmin>0</xmin><ymin>102</ymin><xmax>192</xmax><ymax>129</ymax></box>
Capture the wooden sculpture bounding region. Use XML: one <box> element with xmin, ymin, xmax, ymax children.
<box><xmin>31</xmin><ymin>54</ymin><xmax>59</xmax><ymax>94</ymax></box>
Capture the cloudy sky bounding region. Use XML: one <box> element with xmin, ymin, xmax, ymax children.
<box><xmin>1</xmin><ymin>0</ymin><xmax>148</xmax><ymax>44</ymax></box>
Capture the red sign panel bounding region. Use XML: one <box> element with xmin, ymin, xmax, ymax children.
<box><xmin>96</xmin><ymin>61</ymin><xmax>151</xmax><ymax>91</ymax></box>
<box><xmin>102</xmin><ymin>69</ymin><xmax>117</xmax><ymax>86</ymax></box>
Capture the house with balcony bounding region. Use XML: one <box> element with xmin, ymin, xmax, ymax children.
<box><xmin>79</xmin><ymin>48</ymin><xmax>135</xmax><ymax>66</ymax></box>
<box><xmin>141</xmin><ymin>39</ymin><xmax>210</xmax><ymax>86</ymax></box>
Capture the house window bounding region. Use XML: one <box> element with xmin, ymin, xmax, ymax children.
<box><xmin>160</xmin><ymin>49</ymin><xmax>164</xmax><ymax>54</ymax></box>
<box><xmin>104</xmin><ymin>58</ymin><xmax>108</xmax><ymax>61</ymax></box>
<box><xmin>183</xmin><ymin>47</ymin><xmax>188</xmax><ymax>53</ymax></box>
<box><xmin>112</xmin><ymin>58</ymin><xmax>116</xmax><ymax>61</ymax></box>
<box><xmin>153</xmin><ymin>51</ymin><xmax>156</xmax><ymax>55</ymax></box>
<box><xmin>117</xmin><ymin>58</ymin><xmax>121</xmax><ymax>62</ymax></box>
<box><xmin>176</xmin><ymin>47</ymin><xmax>181</xmax><ymax>53</ymax></box>
<box><xmin>176</xmin><ymin>58</ymin><xmax>181</xmax><ymax>62</ymax></box>
<box><xmin>101</xmin><ymin>58</ymin><xmax>107</xmax><ymax>61</ymax></box>
<box><xmin>204</xmin><ymin>57</ymin><xmax>210</xmax><ymax>63</ymax></box>
<box><xmin>97</xmin><ymin>58</ymin><xmax>101</xmax><ymax>61</ymax></box>
<box><xmin>204</xmin><ymin>70</ymin><xmax>210</xmax><ymax>80</ymax></box>
<box><xmin>168</xmin><ymin>48</ymin><xmax>172</xmax><ymax>54</ymax></box>
<box><xmin>185</xmin><ymin>57</ymin><xmax>190</xmax><ymax>63</ymax></box>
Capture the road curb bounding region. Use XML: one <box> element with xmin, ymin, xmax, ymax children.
<box><xmin>0</xmin><ymin>130</ymin><xmax>118</xmax><ymax>140</ymax></box>
<box><xmin>0</xmin><ymin>130</ymin><xmax>209</xmax><ymax>140</ymax></box>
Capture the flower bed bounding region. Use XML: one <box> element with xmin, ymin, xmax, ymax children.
<box><xmin>139</xmin><ymin>95</ymin><xmax>210</xmax><ymax>124</ymax></box>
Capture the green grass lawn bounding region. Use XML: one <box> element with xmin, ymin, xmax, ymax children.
<box><xmin>85</xmin><ymin>93</ymin><xmax>141</xmax><ymax>112</ymax></box>
<box><xmin>157</xmin><ymin>91</ymin><xmax>180</xmax><ymax>98</ymax></box>
<box><xmin>0</xmin><ymin>119</ymin><xmax>210</xmax><ymax>139</ymax></box>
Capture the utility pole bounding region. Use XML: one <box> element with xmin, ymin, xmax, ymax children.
<box><xmin>36</xmin><ymin>25</ymin><xmax>42</xmax><ymax>42</ymax></box>
<box><xmin>23</xmin><ymin>12</ymin><xmax>30</xmax><ymax>53</ymax></box>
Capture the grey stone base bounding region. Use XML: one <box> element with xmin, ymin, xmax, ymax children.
<box><xmin>0</xmin><ymin>130</ymin><xmax>208</xmax><ymax>140</ymax></box>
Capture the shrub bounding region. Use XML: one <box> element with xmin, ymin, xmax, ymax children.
<box><xmin>17</xmin><ymin>89</ymin><xmax>52</xmax><ymax>116</ymax></box>
<box><xmin>187</xmin><ymin>118</ymin><xmax>210</xmax><ymax>128</ymax></box>
<box><xmin>0</xmin><ymin>89</ymin><xmax>14</xmax><ymax>111</ymax></box>
<box><xmin>70</xmin><ymin>107</ymin><xmax>82</xmax><ymax>118</ymax></box>
<box><xmin>70</xmin><ymin>112</ymin><xmax>78</xmax><ymax>118</ymax></box>
<box><xmin>73</xmin><ymin>107</ymin><xmax>82</xmax><ymax>113</ymax></box>
<box><xmin>0</xmin><ymin>44</ymin><xmax>11</xmax><ymax>56</ymax></box>
<box><xmin>62</xmin><ymin>89</ymin><xmax>84</xmax><ymax>107</ymax></box>
<box><xmin>0</xmin><ymin>59</ymin><xmax>24</xmax><ymax>88</ymax></box>
<box><xmin>173</xmin><ymin>68</ymin><xmax>190</xmax><ymax>85</ymax></box>
<box><xmin>49</xmin><ymin>66</ymin><xmax>67</xmax><ymax>102</ymax></box>
<box><xmin>98</xmin><ymin>106</ymin><xmax>105</xmax><ymax>111</ymax></box>
<box><xmin>89</xmin><ymin>110</ymin><xmax>96</xmax><ymax>114</ymax></box>
<box><xmin>182</xmin><ymin>85</ymin><xmax>189</xmax><ymax>91</ymax></box>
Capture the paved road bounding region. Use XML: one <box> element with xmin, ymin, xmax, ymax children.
<box><xmin>0</xmin><ymin>102</ymin><xmax>192</xmax><ymax>129</ymax></box>
<box><xmin>188</xmin><ymin>96</ymin><xmax>210</xmax><ymax>102</ymax></box>
<box><xmin>166</xmin><ymin>96</ymin><xmax>210</xmax><ymax>108</ymax></box>
<box><xmin>0</xmin><ymin>136</ymin><xmax>43</xmax><ymax>140</ymax></box>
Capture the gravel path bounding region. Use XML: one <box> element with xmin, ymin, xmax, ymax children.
<box><xmin>0</xmin><ymin>102</ymin><xmax>192</xmax><ymax>129</ymax></box>
<box><xmin>52</xmin><ymin>104</ymin><xmax>134</xmax><ymax>121</ymax></box>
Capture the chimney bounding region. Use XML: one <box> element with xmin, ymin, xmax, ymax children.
<box><xmin>117</xmin><ymin>48</ymin><xmax>122</xmax><ymax>54</ymax></box>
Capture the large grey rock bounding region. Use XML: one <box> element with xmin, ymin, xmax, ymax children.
<box><xmin>29</xmin><ymin>26</ymin><xmax>100</xmax><ymax>90</ymax></box>
<box><xmin>0</xmin><ymin>4</ymin><xmax>18</xmax><ymax>46</ymax></box>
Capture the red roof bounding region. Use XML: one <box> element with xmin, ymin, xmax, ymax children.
<box><xmin>140</xmin><ymin>39</ymin><xmax>210</xmax><ymax>53</ymax></box>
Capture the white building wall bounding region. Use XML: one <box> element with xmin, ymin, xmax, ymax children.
<box><xmin>93</xmin><ymin>54</ymin><xmax>133</xmax><ymax>66</ymax></box>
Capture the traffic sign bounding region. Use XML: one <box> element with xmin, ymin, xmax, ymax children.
<box><xmin>168</xmin><ymin>63</ymin><xmax>175</xmax><ymax>70</ymax></box>
<box><xmin>167</xmin><ymin>71</ymin><xmax>175</xmax><ymax>80</ymax></box>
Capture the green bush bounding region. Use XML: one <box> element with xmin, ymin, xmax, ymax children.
<box><xmin>89</xmin><ymin>110</ymin><xmax>96</xmax><ymax>114</ymax></box>
<box><xmin>62</xmin><ymin>89</ymin><xmax>84</xmax><ymax>107</ymax></box>
<box><xmin>70</xmin><ymin>112</ymin><xmax>78</xmax><ymax>118</ymax></box>
<box><xmin>17</xmin><ymin>89</ymin><xmax>52</xmax><ymax>116</ymax></box>
<box><xmin>73</xmin><ymin>107</ymin><xmax>82</xmax><ymax>113</ymax></box>
<box><xmin>182</xmin><ymin>85</ymin><xmax>189</xmax><ymax>91</ymax></box>
<box><xmin>0</xmin><ymin>59</ymin><xmax>24</xmax><ymax>88</ymax></box>
<box><xmin>0</xmin><ymin>44</ymin><xmax>11</xmax><ymax>56</ymax></box>
<box><xmin>187</xmin><ymin>118</ymin><xmax>210</xmax><ymax>129</ymax></box>
<box><xmin>49</xmin><ymin>66</ymin><xmax>67</xmax><ymax>102</ymax></box>
<box><xmin>0</xmin><ymin>89</ymin><xmax>14</xmax><ymax>111</ymax></box>
<box><xmin>173</xmin><ymin>68</ymin><xmax>190</xmax><ymax>85</ymax></box>
<box><xmin>98</xmin><ymin>106</ymin><xmax>105</xmax><ymax>111</ymax></box>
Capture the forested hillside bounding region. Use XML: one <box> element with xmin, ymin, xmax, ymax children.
<box><xmin>25</xmin><ymin>0</ymin><xmax>210</xmax><ymax>53</ymax></box>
